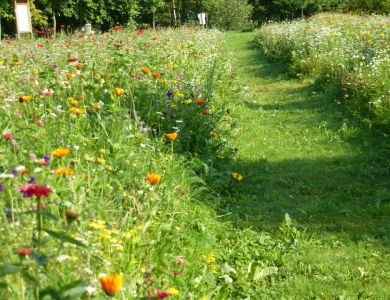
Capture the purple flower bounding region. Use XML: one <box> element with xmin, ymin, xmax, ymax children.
<box><xmin>0</xmin><ymin>184</ymin><xmax>4</xmax><ymax>192</ymax></box>
<box><xmin>166</xmin><ymin>90</ymin><xmax>173</xmax><ymax>97</ymax></box>
<box><xmin>43</xmin><ymin>154</ymin><xmax>50</xmax><ymax>165</ymax></box>
<box><xmin>28</xmin><ymin>176</ymin><xmax>36</xmax><ymax>184</ymax></box>
<box><xmin>12</xmin><ymin>168</ymin><xmax>17</xmax><ymax>177</ymax></box>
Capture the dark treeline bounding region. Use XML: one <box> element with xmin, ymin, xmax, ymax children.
<box><xmin>0</xmin><ymin>0</ymin><xmax>389</xmax><ymax>37</ymax></box>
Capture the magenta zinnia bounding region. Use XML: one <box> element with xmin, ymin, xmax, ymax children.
<box><xmin>18</xmin><ymin>185</ymin><xmax>52</xmax><ymax>198</ymax></box>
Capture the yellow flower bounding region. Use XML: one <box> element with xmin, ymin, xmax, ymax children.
<box><xmin>91</xmin><ymin>103</ymin><xmax>103</xmax><ymax>110</ymax></box>
<box><xmin>203</xmin><ymin>253</ymin><xmax>216</xmax><ymax>264</ymax></box>
<box><xmin>96</xmin><ymin>157</ymin><xmax>106</xmax><ymax>165</ymax></box>
<box><xmin>70</xmin><ymin>108</ymin><xmax>85</xmax><ymax>115</ymax></box>
<box><xmin>52</xmin><ymin>167</ymin><xmax>74</xmax><ymax>176</ymax></box>
<box><xmin>182</xmin><ymin>99</ymin><xmax>192</xmax><ymax>104</ymax></box>
<box><xmin>98</xmin><ymin>274</ymin><xmax>123</xmax><ymax>296</ymax></box>
<box><xmin>19</xmin><ymin>95</ymin><xmax>32</xmax><ymax>103</ymax></box>
<box><xmin>232</xmin><ymin>172</ymin><xmax>244</xmax><ymax>182</ymax></box>
<box><xmin>88</xmin><ymin>220</ymin><xmax>106</xmax><ymax>230</ymax></box>
<box><xmin>52</xmin><ymin>148</ymin><xmax>70</xmax><ymax>158</ymax></box>
<box><xmin>170</xmin><ymin>104</ymin><xmax>178</xmax><ymax>109</ymax></box>
<box><xmin>167</xmin><ymin>288</ymin><xmax>179</xmax><ymax>296</ymax></box>
<box><xmin>114</xmin><ymin>88</ymin><xmax>125</xmax><ymax>96</ymax></box>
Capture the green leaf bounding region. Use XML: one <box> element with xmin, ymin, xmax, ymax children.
<box><xmin>0</xmin><ymin>264</ymin><xmax>21</xmax><ymax>277</ymax></box>
<box><xmin>253</xmin><ymin>266</ymin><xmax>278</xmax><ymax>281</ymax></box>
<box><xmin>44</xmin><ymin>229</ymin><xmax>87</xmax><ymax>248</ymax></box>
<box><xmin>58</xmin><ymin>281</ymin><xmax>87</xmax><ymax>299</ymax></box>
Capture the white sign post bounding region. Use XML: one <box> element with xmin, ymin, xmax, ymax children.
<box><xmin>198</xmin><ymin>13</ymin><xmax>207</xmax><ymax>28</ymax></box>
<box><xmin>14</xmin><ymin>0</ymin><xmax>33</xmax><ymax>39</ymax></box>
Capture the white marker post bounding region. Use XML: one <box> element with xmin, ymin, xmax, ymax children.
<box><xmin>14</xmin><ymin>0</ymin><xmax>32</xmax><ymax>39</ymax></box>
<box><xmin>198</xmin><ymin>12</ymin><xmax>206</xmax><ymax>28</ymax></box>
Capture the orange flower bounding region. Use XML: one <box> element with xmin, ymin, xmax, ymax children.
<box><xmin>141</xmin><ymin>67</ymin><xmax>150</xmax><ymax>74</ymax></box>
<box><xmin>20</xmin><ymin>168</ymin><xmax>29</xmax><ymax>175</ymax></box>
<box><xmin>69</xmin><ymin>98</ymin><xmax>79</xmax><ymax>106</ymax></box>
<box><xmin>165</xmin><ymin>133</ymin><xmax>178</xmax><ymax>141</ymax></box>
<box><xmin>70</xmin><ymin>108</ymin><xmax>85</xmax><ymax>115</ymax></box>
<box><xmin>66</xmin><ymin>73</ymin><xmax>74</xmax><ymax>80</ymax></box>
<box><xmin>75</xmin><ymin>64</ymin><xmax>82</xmax><ymax>70</ymax></box>
<box><xmin>52</xmin><ymin>148</ymin><xmax>70</xmax><ymax>158</ymax></box>
<box><xmin>98</xmin><ymin>274</ymin><xmax>123</xmax><ymax>296</ymax></box>
<box><xmin>19</xmin><ymin>95</ymin><xmax>32</xmax><ymax>103</ymax></box>
<box><xmin>114</xmin><ymin>88</ymin><xmax>125</xmax><ymax>96</ymax></box>
<box><xmin>152</xmin><ymin>72</ymin><xmax>161</xmax><ymax>79</ymax></box>
<box><xmin>13</xmin><ymin>61</ymin><xmax>22</xmax><ymax>66</ymax></box>
<box><xmin>147</xmin><ymin>172</ymin><xmax>161</xmax><ymax>185</ymax></box>
<box><xmin>52</xmin><ymin>167</ymin><xmax>74</xmax><ymax>176</ymax></box>
<box><xmin>195</xmin><ymin>99</ymin><xmax>206</xmax><ymax>105</ymax></box>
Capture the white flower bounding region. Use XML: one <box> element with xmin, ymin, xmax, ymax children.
<box><xmin>85</xmin><ymin>286</ymin><xmax>97</xmax><ymax>295</ymax></box>
<box><xmin>33</xmin><ymin>168</ymin><xmax>43</xmax><ymax>173</ymax></box>
<box><xmin>56</xmin><ymin>255</ymin><xmax>71</xmax><ymax>263</ymax></box>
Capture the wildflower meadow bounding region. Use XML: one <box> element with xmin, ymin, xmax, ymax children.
<box><xmin>0</xmin><ymin>28</ymin><xmax>238</xmax><ymax>299</ymax></box>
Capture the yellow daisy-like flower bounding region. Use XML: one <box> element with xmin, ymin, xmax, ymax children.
<box><xmin>167</xmin><ymin>287</ymin><xmax>180</xmax><ymax>296</ymax></box>
<box><xmin>182</xmin><ymin>99</ymin><xmax>192</xmax><ymax>104</ymax></box>
<box><xmin>96</xmin><ymin>157</ymin><xmax>106</xmax><ymax>165</ymax></box>
<box><xmin>70</xmin><ymin>108</ymin><xmax>85</xmax><ymax>115</ymax></box>
<box><xmin>232</xmin><ymin>172</ymin><xmax>244</xmax><ymax>182</ymax></box>
<box><xmin>52</xmin><ymin>167</ymin><xmax>74</xmax><ymax>176</ymax></box>
<box><xmin>52</xmin><ymin>148</ymin><xmax>70</xmax><ymax>158</ymax></box>
<box><xmin>203</xmin><ymin>253</ymin><xmax>216</xmax><ymax>264</ymax></box>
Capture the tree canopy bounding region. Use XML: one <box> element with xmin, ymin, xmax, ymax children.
<box><xmin>0</xmin><ymin>0</ymin><xmax>389</xmax><ymax>37</ymax></box>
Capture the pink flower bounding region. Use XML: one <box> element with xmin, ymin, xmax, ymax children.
<box><xmin>29</xmin><ymin>76</ymin><xmax>37</xmax><ymax>81</ymax></box>
<box><xmin>172</xmin><ymin>269</ymin><xmax>181</xmax><ymax>276</ymax></box>
<box><xmin>2</xmin><ymin>133</ymin><xmax>13</xmax><ymax>140</ymax></box>
<box><xmin>176</xmin><ymin>256</ymin><xmax>185</xmax><ymax>265</ymax></box>
<box><xmin>18</xmin><ymin>185</ymin><xmax>52</xmax><ymax>198</ymax></box>
<box><xmin>155</xmin><ymin>289</ymin><xmax>170</xmax><ymax>298</ymax></box>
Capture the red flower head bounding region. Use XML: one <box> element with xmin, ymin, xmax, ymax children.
<box><xmin>18</xmin><ymin>248</ymin><xmax>32</xmax><ymax>257</ymax></box>
<box><xmin>68</xmin><ymin>57</ymin><xmax>77</xmax><ymax>63</ymax></box>
<box><xmin>18</xmin><ymin>185</ymin><xmax>52</xmax><ymax>198</ymax></box>
<box><xmin>155</xmin><ymin>289</ymin><xmax>170</xmax><ymax>298</ymax></box>
<box><xmin>2</xmin><ymin>133</ymin><xmax>13</xmax><ymax>140</ymax></box>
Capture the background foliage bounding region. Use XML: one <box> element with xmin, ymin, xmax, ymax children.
<box><xmin>1</xmin><ymin>0</ymin><xmax>389</xmax><ymax>37</ymax></box>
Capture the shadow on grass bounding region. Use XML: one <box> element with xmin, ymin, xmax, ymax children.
<box><xmin>216</xmin><ymin>33</ymin><xmax>390</xmax><ymax>245</ymax></box>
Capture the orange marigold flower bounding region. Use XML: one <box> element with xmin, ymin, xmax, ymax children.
<box><xmin>70</xmin><ymin>108</ymin><xmax>85</xmax><ymax>115</ymax></box>
<box><xmin>152</xmin><ymin>72</ymin><xmax>161</xmax><ymax>79</ymax></box>
<box><xmin>19</xmin><ymin>95</ymin><xmax>32</xmax><ymax>103</ymax></box>
<box><xmin>114</xmin><ymin>88</ymin><xmax>125</xmax><ymax>96</ymax></box>
<box><xmin>13</xmin><ymin>61</ymin><xmax>22</xmax><ymax>66</ymax></box>
<box><xmin>147</xmin><ymin>172</ymin><xmax>161</xmax><ymax>185</ymax></box>
<box><xmin>75</xmin><ymin>64</ymin><xmax>82</xmax><ymax>70</ymax></box>
<box><xmin>98</xmin><ymin>274</ymin><xmax>123</xmax><ymax>296</ymax></box>
<box><xmin>52</xmin><ymin>167</ymin><xmax>74</xmax><ymax>176</ymax></box>
<box><xmin>195</xmin><ymin>99</ymin><xmax>206</xmax><ymax>105</ymax></box>
<box><xmin>66</xmin><ymin>73</ymin><xmax>74</xmax><ymax>80</ymax></box>
<box><xmin>20</xmin><ymin>168</ymin><xmax>29</xmax><ymax>175</ymax></box>
<box><xmin>141</xmin><ymin>67</ymin><xmax>150</xmax><ymax>74</ymax></box>
<box><xmin>69</xmin><ymin>98</ymin><xmax>78</xmax><ymax>106</ymax></box>
<box><xmin>165</xmin><ymin>133</ymin><xmax>178</xmax><ymax>141</ymax></box>
<box><xmin>52</xmin><ymin>148</ymin><xmax>70</xmax><ymax>158</ymax></box>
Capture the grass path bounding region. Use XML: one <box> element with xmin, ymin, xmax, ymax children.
<box><xmin>219</xmin><ymin>32</ymin><xmax>390</xmax><ymax>298</ymax></box>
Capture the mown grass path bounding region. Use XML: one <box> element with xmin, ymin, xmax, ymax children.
<box><xmin>221</xmin><ymin>32</ymin><xmax>390</xmax><ymax>297</ymax></box>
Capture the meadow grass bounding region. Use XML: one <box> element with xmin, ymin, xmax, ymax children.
<box><xmin>215</xmin><ymin>31</ymin><xmax>390</xmax><ymax>299</ymax></box>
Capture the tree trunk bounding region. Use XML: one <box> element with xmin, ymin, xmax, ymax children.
<box><xmin>53</xmin><ymin>13</ymin><xmax>56</xmax><ymax>37</ymax></box>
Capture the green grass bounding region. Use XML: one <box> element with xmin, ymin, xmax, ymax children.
<box><xmin>213</xmin><ymin>31</ymin><xmax>390</xmax><ymax>298</ymax></box>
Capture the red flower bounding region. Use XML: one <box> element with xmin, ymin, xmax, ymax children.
<box><xmin>68</xmin><ymin>57</ymin><xmax>77</xmax><ymax>63</ymax></box>
<box><xmin>60</xmin><ymin>24</ymin><xmax>65</xmax><ymax>29</ymax></box>
<box><xmin>172</xmin><ymin>269</ymin><xmax>181</xmax><ymax>276</ymax></box>
<box><xmin>112</xmin><ymin>26</ymin><xmax>122</xmax><ymax>31</ymax></box>
<box><xmin>155</xmin><ymin>289</ymin><xmax>170</xmax><ymax>298</ymax></box>
<box><xmin>18</xmin><ymin>185</ymin><xmax>52</xmax><ymax>198</ymax></box>
<box><xmin>2</xmin><ymin>133</ymin><xmax>13</xmax><ymax>140</ymax></box>
<box><xmin>18</xmin><ymin>248</ymin><xmax>32</xmax><ymax>256</ymax></box>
